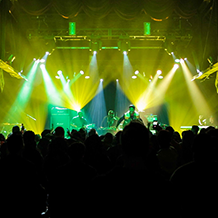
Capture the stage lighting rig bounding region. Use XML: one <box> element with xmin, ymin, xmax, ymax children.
<box><xmin>89</xmin><ymin>40</ymin><xmax>102</xmax><ymax>54</ymax></box>
<box><xmin>118</xmin><ymin>38</ymin><xmax>131</xmax><ymax>54</ymax></box>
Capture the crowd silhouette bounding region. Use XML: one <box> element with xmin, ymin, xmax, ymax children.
<box><xmin>0</xmin><ymin>120</ymin><xmax>218</xmax><ymax>217</ymax></box>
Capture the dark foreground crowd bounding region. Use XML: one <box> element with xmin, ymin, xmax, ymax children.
<box><xmin>0</xmin><ymin>121</ymin><xmax>218</xmax><ymax>218</ymax></box>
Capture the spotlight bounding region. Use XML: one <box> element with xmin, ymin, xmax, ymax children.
<box><xmin>85</xmin><ymin>76</ymin><xmax>90</xmax><ymax>79</ymax></box>
<box><xmin>80</xmin><ymin>70</ymin><xmax>84</xmax><ymax>75</ymax></box>
<box><xmin>173</xmin><ymin>64</ymin><xmax>179</xmax><ymax>70</ymax></box>
<box><xmin>116</xmin><ymin>79</ymin><xmax>119</xmax><ymax>82</ymax></box>
<box><xmin>132</xmin><ymin>75</ymin><xmax>137</xmax><ymax>79</ymax></box>
<box><xmin>175</xmin><ymin>59</ymin><xmax>180</xmax><ymax>63</ymax></box>
<box><xmin>164</xmin><ymin>38</ymin><xmax>175</xmax><ymax>55</ymax></box>
<box><xmin>157</xmin><ymin>70</ymin><xmax>162</xmax><ymax>75</ymax></box>
<box><xmin>118</xmin><ymin>39</ymin><xmax>131</xmax><ymax>54</ymax></box>
<box><xmin>158</xmin><ymin>75</ymin><xmax>164</xmax><ymax>79</ymax></box>
<box><xmin>45</xmin><ymin>51</ymin><xmax>50</xmax><ymax>55</ymax></box>
<box><xmin>89</xmin><ymin>40</ymin><xmax>102</xmax><ymax>54</ymax></box>
<box><xmin>57</xmin><ymin>70</ymin><xmax>62</xmax><ymax>75</ymax></box>
<box><xmin>40</xmin><ymin>64</ymin><xmax>45</xmax><ymax>69</ymax></box>
<box><xmin>134</xmin><ymin>70</ymin><xmax>139</xmax><ymax>75</ymax></box>
<box><xmin>180</xmin><ymin>58</ymin><xmax>184</xmax><ymax>63</ymax></box>
<box><xmin>197</xmin><ymin>69</ymin><xmax>203</xmax><ymax>76</ymax></box>
<box><xmin>100</xmin><ymin>79</ymin><xmax>103</xmax><ymax>82</ymax></box>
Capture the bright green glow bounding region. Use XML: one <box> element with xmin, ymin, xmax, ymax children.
<box><xmin>144</xmin><ymin>22</ymin><xmax>151</xmax><ymax>35</ymax></box>
<box><xmin>101</xmin><ymin>47</ymin><xmax>119</xmax><ymax>49</ymax></box>
<box><xmin>56</xmin><ymin>47</ymin><xmax>89</xmax><ymax>49</ymax></box>
<box><xmin>4</xmin><ymin>61</ymin><xmax>39</xmax><ymax>126</ymax></box>
<box><xmin>69</xmin><ymin>22</ymin><xmax>76</xmax><ymax>35</ymax></box>
<box><xmin>40</xmin><ymin>64</ymin><xmax>62</xmax><ymax>105</ymax></box>
<box><xmin>69</xmin><ymin>73</ymin><xmax>82</xmax><ymax>85</ymax></box>
<box><xmin>17</xmin><ymin>61</ymin><xmax>38</xmax><ymax>106</ymax></box>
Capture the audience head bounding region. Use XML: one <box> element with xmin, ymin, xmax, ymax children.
<box><xmin>191</xmin><ymin>125</ymin><xmax>199</xmax><ymax>135</ymax></box>
<box><xmin>41</xmin><ymin>129</ymin><xmax>52</xmax><ymax>139</ymax></box>
<box><xmin>165</xmin><ymin>126</ymin><xmax>174</xmax><ymax>138</ymax></box>
<box><xmin>49</xmin><ymin>137</ymin><xmax>68</xmax><ymax>152</ymax></box>
<box><xmin>121</xmin><ymin>121</ymin><xmax>149</xmax><ymax>158</ymax></box>
<box><xmin>12</xmin><ymin>125</ymin><xmax>21</xmax><ymax>135</ymax></box>
<box><xmin>7</xmin><ymin>134</ymin><xmax>24</xmax><ymax>155</ymax></box>
<box><xmin>192</xmin><ymin>133</ymin><xmax>213</xmax><ymax>162</ymax></box>
<box><xmin>23</xmin><ymin>130</ymin><xmax>36</xmax><ymax>148</ymax></box>
<box><xmin>68</xmin><ymin>142</ymin><xmax>86</xmax><ymax>161</ymax></box>
<box><xmin>54</xmin><ymin>126</ymin><xmax>65</xmax><ymax>138</ymax></box>
<box><xmin>157</xmin><ymin>130</ymin><xmax>171</xmax><ymax>149</ymax></box>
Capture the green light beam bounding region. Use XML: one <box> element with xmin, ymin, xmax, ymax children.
<box><xmin>40</xmin><ymin>64</ymin><xmax>62</xmax><ymax>105</ymax></box>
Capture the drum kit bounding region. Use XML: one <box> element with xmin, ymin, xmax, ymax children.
<box><xmin>97</xmin><ymin>124</ymin><xmax>123</xmax><ymax>135</ymax></box>
<box><xmin>70</xmin><ymin>123</ymin><xmax>96</xmax><ymax>131</ymax></box>
<box><xmin>70</xmin><ymin>123</ymin><xmax>123</xmax><ymax>135</ymax></box>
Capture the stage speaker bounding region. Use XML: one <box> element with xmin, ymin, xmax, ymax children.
<box><xmin>50</xmin><ymin>107</ymin><xmax>70</xmax><ymax>131</ymax></box>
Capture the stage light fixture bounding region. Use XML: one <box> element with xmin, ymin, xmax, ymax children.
<box><xmin>40</xmin><ymin>64</ymin><xmax>45</xmax><ymax>69</ymax></box>
<box><xmin>85</xmin><ymin>76</ymin><xmax>90</xmax><ymax>79</ymax></box>
<box><xmin>164</xmin><ymin>37</ymin><xmax>175</xmax><ymax>55</ymax></box>
<box><xmin>157</xmin><ymin>70</ymin><xmax>162</xmax><ymax>75</ymax></box>
<box><xmin>100</xmin><ymin>79</ymin><xmax>103</xmax><ymax>82</ymax></box>
<box><xmin>144</xmin><ymin>22</ymin><xmax>151</xmax><ymax>35</ymax></box>
<box><xmin>89</xmin><ymin>40</ymin><xmax>102</xmax><ymax>54</ymax></box>
<box><xmin>132</xmin><ymin>75</ymin><xmax>137</xmax><ymax>79</ymax></box>
<box><xmin>118</xmin><ymin>39</ymin><xmax>130</xmax><ymax>54</ymax></box>
<box><xmin>158</xmin><ymin>75</ymin><xmax>164</xmax><ymax>79</ymax></box>
<box><xmin>57</xmin><ymin>70</ymin><xmax>62</xmax><ymax>75</ymax></box>
<box><xmin>180</xmin><ymin>58</ymin><xmax>185</xmax><ymax>63</ymax></box>
<box><xmin>80</xmin><ymin>70</ymin><xmax>84</xmax><ymax>75</ymax></box>
<box><xmin>173</xmin><ymin>64</ymin><xmax>179</xmax><ymax>70</ymax></box>
<box><xmin>69</xmin><ymin>22</ymin><xmax>76</xmax><ymax>36</ymax></box>
<box><xmin>135</xmin><ymin>70</ymin><xmax>139</xmax><ymax>75</ymax></box>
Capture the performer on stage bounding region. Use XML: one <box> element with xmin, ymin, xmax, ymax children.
<box><xmin>101</xmin><ymin>110</ymin><xmax>119</xmax><ymax>128</ymax></box>
<box><xmin>71</xmin><ymin>111</ymin><xmax>87</xmax><ymax>131</ymax></box>
<box><xmin>116</xmin><ymin>104</ymin><xmax>141</xmax><ymax>129</ymax></box>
